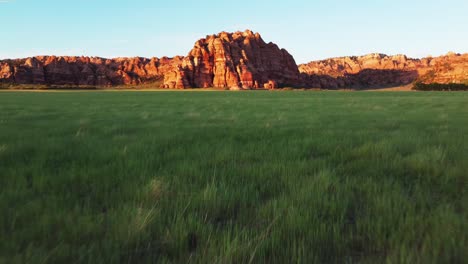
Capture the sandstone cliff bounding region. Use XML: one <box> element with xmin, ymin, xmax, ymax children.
<box><xmin>299</xmin><ymin>52</ymin><xmax>468</xmax><ymax>88</ymax></box>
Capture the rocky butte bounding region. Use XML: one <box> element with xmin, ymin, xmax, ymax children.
<box><xmin>0</xmin><ymin>30</ymin><xmax>467</xmax><ymax>89</ymax></box>
<box><xmin>163</xmin><ymin>30</ymin><xmax>302</xmax><ymax>89</ymax></box>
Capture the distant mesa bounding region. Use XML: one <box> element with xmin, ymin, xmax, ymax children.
<box><xmin>0</xmin><ymin>30</ymin><xmax>467</xmax><ymax>89</ymax></box>
<box><xmin>299</xmin><ymin>52</ymin><xmax>468</xmax><ymax>89</ymax></box>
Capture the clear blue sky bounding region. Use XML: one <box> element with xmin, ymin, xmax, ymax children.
<box><xmin>1</xmin><ymin>0</ymin><xmax>467</xmax><ymax>63</ymax></box>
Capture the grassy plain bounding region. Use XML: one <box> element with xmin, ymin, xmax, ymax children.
<box><xmin>0</xmin><ymin>91</ymin><xmax>467</xmax><ymax>263</ymax></box>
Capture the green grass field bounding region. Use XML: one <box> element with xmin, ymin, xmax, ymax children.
<box><xmin>0</xmin><ymin>91</ymin><xmax>467</xmax><ymax>263</ymax></box>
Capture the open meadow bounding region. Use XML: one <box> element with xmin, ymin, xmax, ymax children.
<box><xmin>0</xmin><ymin>91</ymin><xmax>467</xmax><ymax>263</ymax></box>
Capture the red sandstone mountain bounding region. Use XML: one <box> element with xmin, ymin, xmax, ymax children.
<box><xmin>299</xmin><ymin>52</ymin><xmax>468</xmax><ymax>88</ymax></box>
<box><xmin>164</xmin><ymin>30</ymin><xmax>302</xmax><ymax>89</ymax></box>
<box><xmin>0</xmin><ymin>30</ymin><xmax>302</xmax><ymax>89</ymax></box>
<box><xmin>0</xmin><ymin>30</ymin><xmax>467</xmax><ymax>89</ymax></box>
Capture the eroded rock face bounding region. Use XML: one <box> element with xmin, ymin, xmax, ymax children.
<box><xmin>299</xmin><ymin>53</ymin><xmax>468</xmax><ymax>88</ymax></box>
<box><xmin>164</xmin><ymin>30</ymin><xmax>302</xmax><ymax>89</ymax></box>
<box><xmin>0</xmin><ymin>62</ymin><xmax>14</xmax><ymax>82</ymax></box>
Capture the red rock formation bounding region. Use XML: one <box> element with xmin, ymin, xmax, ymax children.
<box><xmin>167</xmin><ymin>30</ymin><xmax>302</xmax><ymax>89</ymax></box>
<box><xmin>0</xmin><ymin>30</ymin><xmax>302</xmax><ymax>89</ymax></box>
<box><xmin>0</xmin><ymin>62</ymin><xmax>14</xmax><ymax>82</ymax></box>
<box><xmin>299</xmin><ymin>53</ymin><xmax>468</xmax><ymax>88</ymax></box>
<box><xmin>0</xmin><ymin>31</ymin><xmax>466</xmax><ymax>89</ymax></box>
